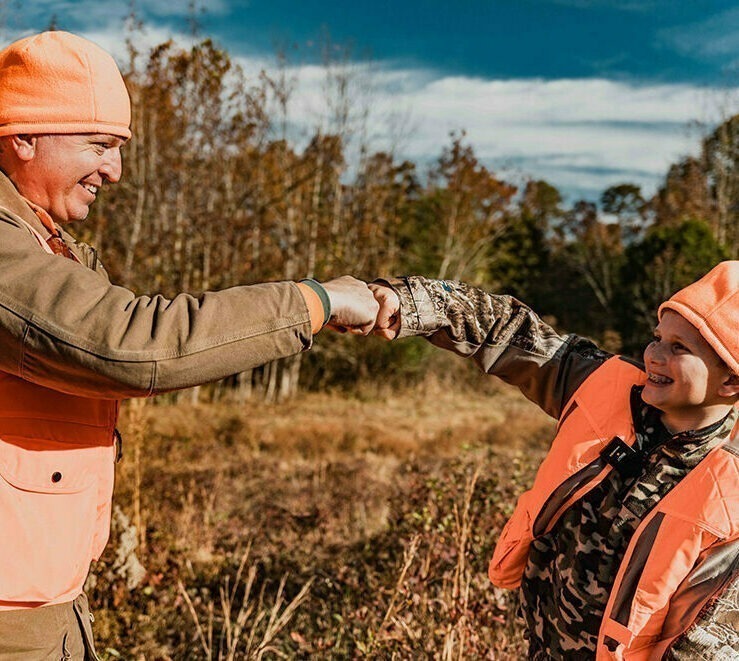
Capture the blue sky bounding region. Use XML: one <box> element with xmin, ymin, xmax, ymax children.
<box><xmin>7</xmin><ymin>0</ymin><xmax>739</xmax><ymax>201</ymax></box>
<box><xmin>206</xmin><ymin>0</ymin><xmax>739</xmax><ymax>84</ymax></box>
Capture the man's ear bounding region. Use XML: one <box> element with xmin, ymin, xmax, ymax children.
<box><xmin>8</xmin><ymin>134</ymin><xmax>37</xmax><ymax>162</ymax></box>
<box><xmin>718</xmin><ymin>372</ymin><xmax>739</xmax><ymax>400</ymax></box>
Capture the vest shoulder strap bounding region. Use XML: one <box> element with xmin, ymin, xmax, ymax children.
<box><xmin>560</xmin><ymin>355</ymin><xmax>645</xmax><ymax>439</ymax></box>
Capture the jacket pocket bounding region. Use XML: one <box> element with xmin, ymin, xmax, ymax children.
<box><xmin>0</xmin><ymin>441</ymin><xmax>98</xmax><ymax>603</ymax></box>
<box><xmin>488</xmin><ymin>493</ymin><xmax>533</xmax><ymax>589</ymax></box>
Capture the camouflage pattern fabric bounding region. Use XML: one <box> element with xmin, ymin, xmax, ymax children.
<box><xmin>386</xmin><ymin>276</ymin><xmax>612</xmax><ymax>419</ymax></box>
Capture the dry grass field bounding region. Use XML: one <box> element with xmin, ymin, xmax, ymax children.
<box><xmin>88</xmin><ymin>378</ymin><xmax>554</xmax><ymax>659</ymax></box>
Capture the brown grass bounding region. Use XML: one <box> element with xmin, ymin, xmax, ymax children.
<box><xmin>89</xmin><ymin>383</ymin><xmax>553</xmax><ymax>659</ymax></box>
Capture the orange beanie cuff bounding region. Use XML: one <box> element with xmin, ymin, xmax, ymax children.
<box><xmin>0</xmin><ymin>31</ymin><xmax>131</xmax><ymax>140</ymax></box>
<box><xmin>658</xmin><ymin>261</ymin><xmax>739</xmax><ymax>375</ymax></box>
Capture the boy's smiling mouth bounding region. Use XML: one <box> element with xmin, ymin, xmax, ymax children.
<box><xmin>647</xmin><ymin>372</ymin><xmax>674</xmax><ymax>385</ymax></box>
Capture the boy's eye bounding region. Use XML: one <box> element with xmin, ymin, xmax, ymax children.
<box><xmin>672</xmin><ymin>343</ymin><xmax>689</xmax><ymax>353</ymax></box>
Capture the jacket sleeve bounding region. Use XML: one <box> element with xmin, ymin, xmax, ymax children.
<box><xmin>385</xmin><ymin>276</ymin><xmax>612</xmax><ymax>419</ymax></box>
<box><xmin>664</xmin><ymin>569</ymin><xmax>739</xmax><ymax>659</ymax></box>
<box><xmin>0</xmin><ymin>211</ymin><xmax>313</xmax><ymax>399</ymax></box>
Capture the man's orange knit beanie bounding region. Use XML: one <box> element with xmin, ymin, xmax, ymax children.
<box><xmin>0</xmin><ymin>31</ymin><xmax>131</xmax><ymax>139</ymax></box>
<box><xmin>659</xmin><ymin>261</ymin><xmax>739</xmax><ymax>375</ymax></box>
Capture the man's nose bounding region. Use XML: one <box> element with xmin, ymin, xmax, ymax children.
<box><xmin>99</xmin><ymin>147</ymin><xmax>122</xmax><ymax>183</ymax></box>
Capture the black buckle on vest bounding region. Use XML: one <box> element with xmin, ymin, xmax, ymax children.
<box><xmin>604</xmin><ymin>635</ymin><xmax>620</xmax><ymax>652</ymax></box>
<box><xmin>600</xmin><ymin>436</ymin><xmax>642</xmax><ymax>478</ymax></box>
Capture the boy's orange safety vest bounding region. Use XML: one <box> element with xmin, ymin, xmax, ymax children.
<box><xmin>489</xmin><ymin>356</ymin><xmax>739</xmax><ymax>660</ymax></box>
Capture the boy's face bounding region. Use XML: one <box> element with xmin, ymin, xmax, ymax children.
<box><xmin>642</xmin><ymin>310</ymin><xmax>736</xmax><ymax>432</ymax></box>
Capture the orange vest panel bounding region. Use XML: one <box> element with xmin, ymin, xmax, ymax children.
<box><xmin>0</xmin><ymin>371</ymin><xmax>118</xmax><ymax>607</ymax></box>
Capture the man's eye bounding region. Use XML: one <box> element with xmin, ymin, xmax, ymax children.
<box><xmin>673</xmin><ymin>343</ymin><xmax>688</xmax><ymax>353</ymax></box>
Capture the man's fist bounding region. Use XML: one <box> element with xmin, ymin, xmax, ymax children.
<box><xmin>322</xmin><ymin>276</ymin><xmax>379</xmax><ymax>335</ymax></box>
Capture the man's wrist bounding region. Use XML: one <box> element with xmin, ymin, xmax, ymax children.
<box><xmin>299</xmin><ymin>278</ymin><xmax>331</xmax><ymax>326</ymax></box>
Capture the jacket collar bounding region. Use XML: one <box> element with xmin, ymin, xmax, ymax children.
<box><xmin>0</xmin><ymin>169</ymin><xmax>93</xmax><ymax>266</ymax></box>
<box><xmin>0</xmin><ymin>169</ymin><xmax>49</xmax><ymax>237</ymax></box>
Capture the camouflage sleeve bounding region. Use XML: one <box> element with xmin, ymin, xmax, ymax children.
<box><xmin>383</xmin><ymin>276</ymin><xmax>612</xmax><ymax>419</ymax></box>
<box><xmin>665</xmin><ymin>572</ymin><xmax>739</xmax><ymax>660</ymax></box>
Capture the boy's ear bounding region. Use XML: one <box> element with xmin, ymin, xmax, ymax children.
<box><xmin>718</xmin><ymin>372</ymin><xmax>739</xmax><ymax>399</ymax></box>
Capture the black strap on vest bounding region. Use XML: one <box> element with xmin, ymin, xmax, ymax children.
<box><xmin>600</xmin><ymin>385</ymin><xmax>663</xmax><ymax>479</ymax></box>
<box><xmin>600</xmin><ymin>436</ymin><xmax>643</xmax><ymax>478</ymax></box>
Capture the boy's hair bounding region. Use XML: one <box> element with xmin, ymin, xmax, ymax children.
<box><xmin>658</xmin><ymin>261</ymin><xmax>738</xmax><ymax>377</ymax></box>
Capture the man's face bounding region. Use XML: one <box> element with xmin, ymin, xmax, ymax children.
<box><xmin>14</xmin><ymin>133</ymin><xmax>124</xmax><ymax>224</ymax></box>
<box><xmin>642</xmin><ymin>310</ymin><xmax>734</xmax><ymax>431</ymax></box>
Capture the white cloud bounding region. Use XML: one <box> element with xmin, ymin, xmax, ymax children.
<box><xmin>83</xmin><ymin>23</ymin><xmax>199</xmax><ymax>62</ymax></box>
<box><xmin>657</xmin><ymin>8</ymin><xmax>739</xmax><ymax>59</ymax></box>
<box><xmin>235</xmin><ymin>61</ymin><xmax>732</xmax><ymax>200</ymax></box>
<box><xmin>0</xmin><ymin>0</ymin><xmax>228</xmax><ymax>46</ymax></box>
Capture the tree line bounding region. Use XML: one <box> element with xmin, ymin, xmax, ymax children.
<box><xmin>77</xmin><ymin>35</ymin><xmax>737</xmax><ymax>399</ymax></box>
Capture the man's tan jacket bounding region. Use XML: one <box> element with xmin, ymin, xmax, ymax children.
<box><xmin>0</xmin><ymin>171</ymin><xmax>312</xmax><ymax>608</ymax></box>
<box><xmin>0</xmin><ymin>172</ymin><xmax>312</xmax><ymax>397</ymax></box>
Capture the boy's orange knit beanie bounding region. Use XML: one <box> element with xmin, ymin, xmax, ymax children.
<box><xmin>659</xmin><ymin>261</ymin><xmax>739</xmax><ymax>375</ymax></box>
<box><xmin>0</xmin><ymin>31</ymin><xmax>131</xmax><ymax>139</ymax></box>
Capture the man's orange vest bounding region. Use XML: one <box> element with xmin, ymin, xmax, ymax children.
<box><xmin>489</xmin><ymin>356</ymin><xmax>739</xmax><ymax>660</ymax></box>
<box><xmin>0</xmin><ymin>221</ymin><xmax>120</xmax><ymax>609</ymax></box>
